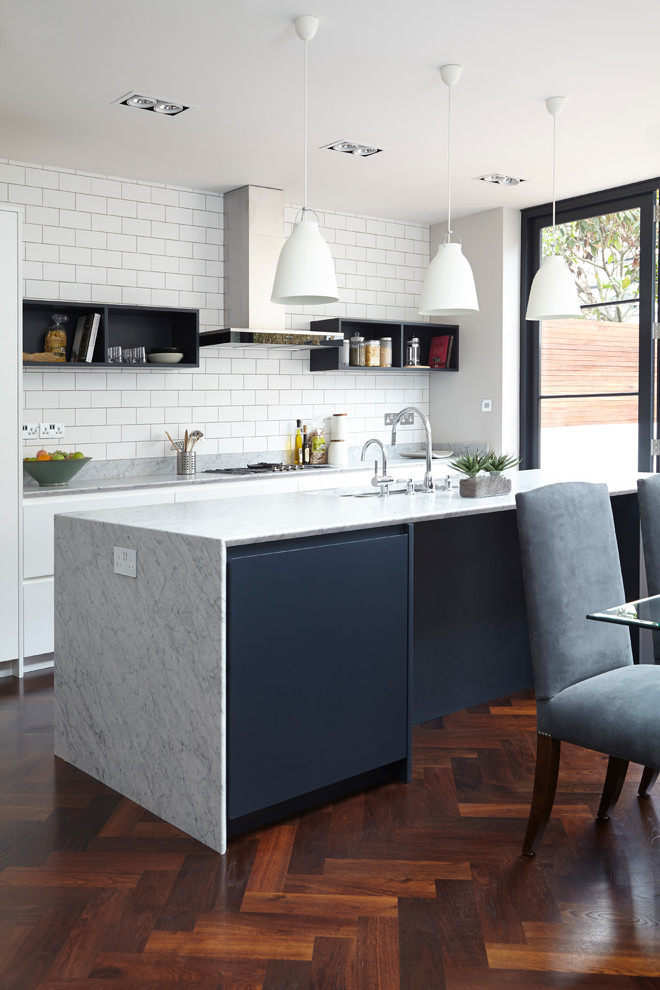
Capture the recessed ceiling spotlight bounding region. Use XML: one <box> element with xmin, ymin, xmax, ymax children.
<box><xmin>113</xmin><ymin>92</ymin><xmax>191</xmax><ymax>116</ymax></box>
<box><xmin>126</xmin><ymin>95</ymin><xmax>157</xmax><ymax>109</ymax></box>
<box><xmin>476</xmin><ymin>172</ymin><xmax>524</xmax><ymax>186</ymax></box>
<box><xmin>323</xmin><ymin>140</ymin><xmax>383</xmax><ymax>157</ymax></box>
<box><xmin>153</xmin><ymin>101</ymin><xmax>185</xmax><ymax>115</ymax></box>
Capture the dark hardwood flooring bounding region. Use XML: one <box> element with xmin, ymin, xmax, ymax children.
<box><xmin>2</xmin><ymin>672</ymin><xmax>660</xmax><ymax>988</ymax></box>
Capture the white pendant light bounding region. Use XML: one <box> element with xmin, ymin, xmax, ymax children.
<box><xmin>419</xmin><ymin>64</ymin><xmax>478</xmax><ymax>316</ymax></box>
<box><xmin>271</xmin><ymin>15</ymin><xmax>339</xmax><ymax>307</ymax></box>
<box><xmin>525</xmin><ymin>97</ymin><xmax>581</xmax><ymax>321</ymax></box>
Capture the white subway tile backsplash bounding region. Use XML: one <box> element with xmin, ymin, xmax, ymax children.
<box><xmin>91</xmin><ymin>215</ymin><xmax>121</xmax><ymax>234</ymax></box>
<box><xmin>59</xmin><ymin>173</ymin><xmax>92</xmax><ymax>193</ymax></box>
<box><xmin>151</xmin><ymin>187</ymin><xmax>180</xmax><ymax>207</ymax></box>
<box><xmin>0</xmin><ymin>163</ymin><xmax>26</xmax><ymax>184</ymax></box>
<box><xmin>15</xmin><ymin>162</ymin><xmax>433</xmax><ymax>461</ymax></box>
<box><xmin>107</xmin><ymin>268</ymin><xmax>137</xmax><ymax>287</ymax></box>
<box><xmin>94</xmin><ymin>284</ymin><xmax>120</xmax><ymax>304</ymax></box>
<box><xmin>137</xmin><ymin>236</ymin><xmax>166</xmax><ymax>255</ymax></box>
<box><xmin>138</xmin><ymin>271</ymin><xmax>166</xmax><ymax>289</ymax></box>
<box><xmin>121</xmin><ymin>182</ymin><xmax>151</xmax><ymax>203</ymax></box>
<box><xmin>138</xmin><ymin>203</ymin><xmax>166</xmax><ymax>222</ymax></box>
<box><xmin>108</xmin><ymin>199</ymin><xmax>137</xmax><ymax>218</ymax></box>
<box><xmin>165</xmin><ymin>272</ymin><xmax>193</xmax><ymax>291</ymax></box>
<box><xmin>179</xmin><ymin>191</ymin><xmax>207</xmax><ymax>210</ymax></box>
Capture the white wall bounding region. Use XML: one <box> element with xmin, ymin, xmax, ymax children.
<box><xmin>428</xmin><ymin>207</ymin><xmax>521</xmax><ymax>456</ymax></box>
<box><xmin>5</xmin><ymin>159</ymin><xmax>434</xmax><ymax>460</ymax></box>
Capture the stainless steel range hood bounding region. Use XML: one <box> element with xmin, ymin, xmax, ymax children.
<box><xmin>199</xmin><ymin>185</ymin><xmax>342</xmax><ymax>349</ymax></box>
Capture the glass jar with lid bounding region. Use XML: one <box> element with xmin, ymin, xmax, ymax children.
<box><xmin>349</xmin><ymin>332</ymin><xmax>364</xmax><ymax>367</ymax></box>
<box><xmin>379</xmin><ymin>337</ymin><xmax>392</xmax><ymax>367</ymax></box>
<box><xmin>364</xmin><ymin>340</ymin><xmax>380</xmax><ymax>367</ymax></box>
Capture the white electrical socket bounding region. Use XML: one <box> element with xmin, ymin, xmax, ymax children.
<box><xmin>114</xmin><ymin>546</ymin><xmax>137</xmax><ymax>578</ymax></box>
<box><xmin>481</xmin><ymin>399</ymin><xmax>493</xmax><ymax>413</ymax></box>
<box><xmin>22</xmin><ymin>423</ymin><xmax>38</xmax><ymax>438</ymax></box>
<box><xmin>39</xmin><ymin>422</ymin><xmax>64</xmax><ymax>439</ymax></box>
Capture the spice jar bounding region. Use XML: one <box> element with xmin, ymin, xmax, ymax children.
<box><xmin>379</xmin><ymin>337</ymin><xmax>392</xmax><ymax>367</ymax></box>
<box><xmin>364</xmin><ymin>340</ymin><xmax>380</xmax><ymax>367</ymax></box>
<box><xmin>349</xmin><ymin>332</ymin><xmax>364</xmax><ymax>367</ymax></box>
<box><xmin>406</xmin><ymin>336</ymin><xmax>421</xmax><ymax>366</ymax></box>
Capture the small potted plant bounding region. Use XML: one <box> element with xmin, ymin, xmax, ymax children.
<box><xmin>449</xmin><ymin>451</ymin><xmax>521</xmax><ymax>498</ymax></box>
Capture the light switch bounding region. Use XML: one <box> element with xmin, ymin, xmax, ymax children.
<box><xmin>114</xmin><ymin>546</ymin><xmax>137</xmax><ymax>578</ymax></box>
<box><xmin>481</xmin><ymin>399</ymin><xmax>493</xmax><ymax>413</ymax></box>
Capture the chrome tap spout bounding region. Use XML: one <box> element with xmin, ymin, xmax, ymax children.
<box><xmin>391</xmin><ymin>406</ymin><xmax>434</xmax><ymax>492</ymax></box>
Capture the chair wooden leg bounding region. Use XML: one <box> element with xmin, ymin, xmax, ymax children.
<box><xmin>639</xmin><ymin>766</ymin><xmax>659</xmax><ymax>797</ymax></box>
<box><xmin>522</xmin><ymin>733</ymin><xmax>561</xmax><ymax>857</ymax></box>
<box><xmin>597</xmin><ymin>756</ymin><xmax>629</xmax><ymax>820</ymax></box>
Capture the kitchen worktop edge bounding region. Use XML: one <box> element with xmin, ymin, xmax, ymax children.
<box><xmin>57</xmin><ymin>468</ymin><xmax>646</xmax><ymax>547</ymax></box>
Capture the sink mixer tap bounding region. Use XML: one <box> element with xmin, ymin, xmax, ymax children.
<box><xmin>391</xmin><ymin>406</ymin><xmax>434</xmax><ymax>492</ymax></box>
<box><xmin>360</xmin><ymin>438</ymin><xmax>394</xmax><ymax>496</ymax></box>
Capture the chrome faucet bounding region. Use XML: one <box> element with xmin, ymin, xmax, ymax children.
<box><xmin>361</xmin><ymin>438</ymin><xmax>394</xmax><ymax>496</ymax></box>
<box><xmin>391</xmin><ymin>406</ymin><xmax>434</xmax><ymax>492</ymax></box>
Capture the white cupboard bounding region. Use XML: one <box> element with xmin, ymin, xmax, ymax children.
<box><xmin>23</xmin><ymin>489</ymin><xmax>176</xmax><ymax>667</ymax></box>
<box><xmin>0</xmin><ymin>208</ymin><xmax>22</xmax><ymax>675</ymax></box>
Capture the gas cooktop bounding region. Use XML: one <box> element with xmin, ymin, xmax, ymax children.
<box><xmin>204</xmin><ymin>461</ymin><xmax>304</xmax><ymax>476</ymax></box>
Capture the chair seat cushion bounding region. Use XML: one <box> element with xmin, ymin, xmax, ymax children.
<box><xmin>540</xmin><ymin>663</ymin><xmax>660</xmax><ymax>768</ymax></box>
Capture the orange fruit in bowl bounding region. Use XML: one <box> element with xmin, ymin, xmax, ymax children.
<box><xmin>36</xmin><ymin>451</ymin><xmax>51</xmax><ymax>460</ymax></box>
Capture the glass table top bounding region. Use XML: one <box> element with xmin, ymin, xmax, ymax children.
<box><xmin>588</xmin><ymin>594</ymin><xmax>660</xmax><ymax>629</ymax></box>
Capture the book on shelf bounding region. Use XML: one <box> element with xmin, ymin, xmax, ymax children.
<box><xmin>429</xmin><ymin>334</ymin><xmax>453</xmax><ymax>369</ymax></box>
<box><xmin>71</xmin><ymin>312</ymin><xmax>101</xmax><ymax>362</ymax></box>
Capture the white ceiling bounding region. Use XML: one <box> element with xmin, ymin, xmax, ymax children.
<box><xmin>2</xmin><ymin>0</ymin><xmax>659</xmax><ymax>226</ymax></box>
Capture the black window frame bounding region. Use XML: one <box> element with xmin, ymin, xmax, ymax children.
<box><xmin>520</xmin><ymin>177</ymin><xmax>659</xmax><ymax>471</ymax></box>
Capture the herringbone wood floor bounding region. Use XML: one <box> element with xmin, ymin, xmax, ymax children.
<box><xmin>2</xmin><ymin>672</ymin><xmax>660</xmax><ymax>988</ymax></box>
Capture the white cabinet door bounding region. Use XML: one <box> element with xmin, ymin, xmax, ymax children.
<box><xmin>24</xmin><ymin>489</ymin><xmax>176</xmax><ymax>579</ymax></box>
<box><xmin>24</xmin><ymin>578</ymin><xmax>54</xmax><ymax>657</ymax></box>
<box><xmin>23</xmin><ymin>487</ymin><xmax>176</xmax><ymax>659</ymax></box>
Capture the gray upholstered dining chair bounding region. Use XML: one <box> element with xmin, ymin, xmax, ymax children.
<box><xmin>637</xmin><ymin>474</ymin><xmax>660</xmax><ymax>658</ymax></box>
<box><xmin>516</xmin><ymin>481</ymin><xmax>660</xmax><ymax>855</ymax></box>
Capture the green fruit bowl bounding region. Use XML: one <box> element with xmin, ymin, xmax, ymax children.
<box><xmin>22</xmin><ymin>457</ymin><xmax>92</xmax><ymax>487</ymax></box>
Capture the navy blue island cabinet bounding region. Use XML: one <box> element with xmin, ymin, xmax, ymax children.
<box><xmin>226</xmin><ymin>526</ymin><xmax>412</xmax><ymax>834</ymax></box>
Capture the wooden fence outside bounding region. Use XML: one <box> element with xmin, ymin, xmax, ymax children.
<box><xmin>539</xmin><ymin>318</ymin><xmax>639</xmax><ymax>427</ymax></box>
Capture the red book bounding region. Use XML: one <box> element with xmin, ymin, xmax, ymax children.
<box><xmin>429</xmin><ymin>335</ymin><xmax>451</xmax><ymax>369</ymax></box>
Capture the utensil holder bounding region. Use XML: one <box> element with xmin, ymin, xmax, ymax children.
<box><xmin>177</xmin><ymin>451</ymin><xmax>196</xmax><ymax>475</ymax></box>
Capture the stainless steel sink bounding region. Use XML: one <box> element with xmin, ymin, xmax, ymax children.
<box><xmin>341</xmin><ymin>487</ymin><xmax>410</xmax><ymax>497</ymax></box>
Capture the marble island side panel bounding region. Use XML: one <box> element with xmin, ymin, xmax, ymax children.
<box><xmin>54</xmin><ymin>516</ymin><xmax>228</xmax><ymax>853</ymax></box>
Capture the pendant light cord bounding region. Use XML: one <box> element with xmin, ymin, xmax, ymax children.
<box><xmin>303</xmin><ymin>37</ymin><xmax>308</xmax><ymax>213</ymax></box>
<box><xmin>446</xmin><ymin>81</ymin><xmax>452</xmax><ymax>239</ymax></box>
<box><xmin>551</xmin><ymin>110</ymin><xmax>556</xmax><ymax>254</ymax></box>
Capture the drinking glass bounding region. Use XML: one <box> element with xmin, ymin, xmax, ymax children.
<box><xmin>134</xmin><ymin>346</ymin><xmax>147</xmax><ymax>364</ymax></box>
<box><xmin>122</xmin><ymin>347</ymin><xmax>135</xmax><ymax>364</ymax></box>
<box><xmin>107</xmin><ymin>346</ymin><xmax>122</xmax><ymax>364</ymax></box>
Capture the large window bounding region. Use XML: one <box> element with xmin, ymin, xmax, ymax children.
<box><xmin>520</xmin><ymin>181</ymin><xmax>658</xmax><ymax>473</ymax></box>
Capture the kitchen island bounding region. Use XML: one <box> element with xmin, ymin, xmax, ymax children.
<box><xmin>53</xmin><ymin>469</ymin><xmax>642</xmax><ymax>853</ymax></box>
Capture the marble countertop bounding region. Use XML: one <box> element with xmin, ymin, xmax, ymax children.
<box><xmin>22</xmin><ymin>446</ymin><xmax>462</xmax><ymax>499</ymax></box>
<box><xmin>60</xmin><ymin>467</ymin><xmax>646</xmax><ymax>547</ymax></box>
<box><xmin>23</xmin><ymin>462</ymin><xmax>364</xmax><ymax>498</ymax></box>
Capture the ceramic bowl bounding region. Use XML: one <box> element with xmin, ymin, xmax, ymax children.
<box><xmin>23</xmin><ymin>457</ymin><xmax>92</xmax><ymax>487</ymax></box>
<box><xmin>146</xmin><ymin>352</ymin><xmax>184</xmax><ymax>364</ymax></box>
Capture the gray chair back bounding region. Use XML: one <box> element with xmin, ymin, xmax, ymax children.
<box><xmin>638</xmin><ymin>475</ymin><xmax>660</xmax><ymax>596</ymax></box>
<box><xmin>516</xmin><ymin>482</ymin><xmax>633</xmax><ymax>702</ymax></box>
<box><xmin>637</xmin><ymin>474</ymin><xmax>660</xmax><ymax>662</ymax></box>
